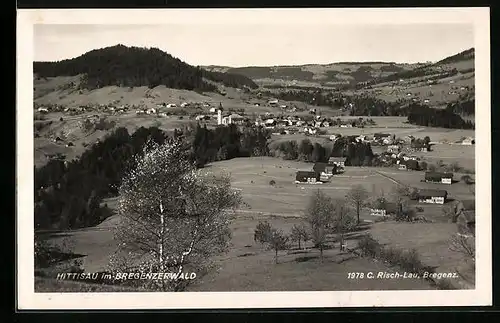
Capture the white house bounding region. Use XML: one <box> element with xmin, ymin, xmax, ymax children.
<box><xmin>328</xmin><ymin>157</ymin><xmax>346</xmax><ymax>168</ymax></box>
<box><xmin>462</xmin><ymin>137</ymin><xmax>475</xmax><ymax>145</ymax></box>
<box><xmin>209</xmin><ymin>107</ymin><xmax>217</xmax><ymax>113</ymax></box>
<box><xmin>37</xmin><ymin>107</ymin><xmax>49</xmax><ymax>113</ymax></box>
<box><xmin>417</xmin><ymin>189</ymin><xmax>447</xmax><ymax>204</ymax></box>
<box><xmin>265</xmin><ymin>119</ymin><xmax>276</xmax><ymax>126</ymax></box>
<box><xmin>166</xmin><ymin>103</ymin><xmax>177</xmax><ymax>108</ymax></box>
<box><xmin>370</xmin><ymin>209</ymin><xmax>387</xmax><ymax>217</ymax></box>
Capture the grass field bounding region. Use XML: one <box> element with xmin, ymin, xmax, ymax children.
<box><xmin>39</xmin><ymin>157</ymin><xmax>474</xmax><ymax>291</ymax></box>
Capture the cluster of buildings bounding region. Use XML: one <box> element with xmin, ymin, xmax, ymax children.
<box><xmin>294</xmin><ymin>157</ymin><xmax>346</xmax><ymax>184</ymax></box>
<box><xmin>35</xmin><ymin>103</ymin><xmax>132</xmax><ymax>116</ymax></box>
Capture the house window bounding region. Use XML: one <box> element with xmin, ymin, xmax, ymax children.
<box><xmin>441</xmin><ymin>178</ymin><xmax>452</xmax><ymax>184</ymax></box>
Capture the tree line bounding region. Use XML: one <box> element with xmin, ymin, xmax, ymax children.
<box><xmin>259</xmin><ymin>89</ymin><xmax>407</xmax><ymax>117</ymax></box>
<box><xmin>270</xmin><ymin>137</ymin><xmax>375</xmax><ymax>166</ymax></box>
<box><xmin>34</xmin><ymin>44</ymin><xmax>258</xmax><ymax>92</ymax></box>
<box><xmin>407</xmin><ymin>103</ymin><xmax>474</xmax><ymax>129</ymax></box>
<box><xmin>446</xmin><ymin>95</ymin><xmax>475</xmax><ymax>116</ymax></box>
<box><xmin>35</xmin><ymin>124</ymin><xmax>272</xmax><ymax>230</ymax></box>
<box><xmin>190</xmin><ymin>123</ymin><xmax>271</xmax><ymax>166</ymax></box>
<box><xmin>35</xmin><ymin>126</ymin><xmax>169</xmax><ymax>230</ymax></box>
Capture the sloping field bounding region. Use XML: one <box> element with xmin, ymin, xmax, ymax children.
<box><xmin>209</xmin><ymin>158</ymin><xmax>399</xmax><ymax>216</ymax></box>
<box><xmin>191</xmin><ymin>214</ymin><xmax>431</xmax><ymax>291</ymax></box>
<box><xmin>370</xmin><ymin>221</ymin><xmax>475</xmax><ymax>289</ymax></box>
<box><xmin>40</xmin><ymin>157</ymin><xmax>472</xmax><ymax>291</ymax></box>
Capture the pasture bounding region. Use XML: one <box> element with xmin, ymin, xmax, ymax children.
<box><xmin>41</xmin><ymin>157</ymin><xmax>476</xmax><ymax>291</ymax></box>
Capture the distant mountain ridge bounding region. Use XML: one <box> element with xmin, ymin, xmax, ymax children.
<box><xmin>33</xmin><ymin>44</ymin><xmax>259</xmax><ymax>92</ymax></box>
<box><xmin>202</xmin><ymin>48</ymin><xmax>474</xmax><ymax>88</ymax></box>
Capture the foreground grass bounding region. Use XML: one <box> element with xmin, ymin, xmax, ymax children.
<box><xmin>35</xmin><ymin>277</ymin><xmax>148</xmax><ymax>292</ymax></box>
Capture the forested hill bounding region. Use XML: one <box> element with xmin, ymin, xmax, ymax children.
<box><xmin>33</xmin><ymin>44</ymin><xmax>259</xmax><ymax>92</ymax></box>
<box><xmin>435</xmin><ymin>48</ymin><xmax>475</xmax><ymax>65</ymax></box>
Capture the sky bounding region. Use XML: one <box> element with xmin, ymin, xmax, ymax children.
<box><xmin>33</xmin><ymin>23</ymin><xmax>474</xmax><ymax>67</ymax></box>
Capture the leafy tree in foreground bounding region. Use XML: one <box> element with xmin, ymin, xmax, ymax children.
<box><xmin>108</xmin><ymin>138</ymin><xmax>242</xmax><ymax>291</ymax></box>
<box><xmin>254</xmin><ymin>221</ymin><xmax>273</xmax><ymax>245</ymax></box>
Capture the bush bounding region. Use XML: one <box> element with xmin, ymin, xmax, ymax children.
<box><xmin>269</xmin><ymin>180</ymin><xmax>276</xmax><ymax>186</ymax></box>
<box><xmin>399</xmin><ymin>248</ymin><xmax>425</xmax><ymax>274</ymax></box>
<box><xmin>380</xmin><ymin>246</ymin><xmax>403</xmax><ymax>265</ymax></box>
<box><xmin>357</xmin><ymin>234</ymin><xmax>381</xmax><ymax>258</ymax></box>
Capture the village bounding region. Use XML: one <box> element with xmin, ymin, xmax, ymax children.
<box><xmin>30</xmin><ymin>33</ymin><xmax>478</xmax><ymax>294</ymax></box>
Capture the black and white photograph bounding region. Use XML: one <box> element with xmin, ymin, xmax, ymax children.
<box><xmin>17</xmin><ymin>8</ymin><xmax>491</xmax><ymax>309</ymax></box>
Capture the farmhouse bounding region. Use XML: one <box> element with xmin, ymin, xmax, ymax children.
<box><xmin>229</xmin><ymin>113</ymin><xmax>245</xmax><ymax>125</ymax></box>
<box><xmin>313</xmin><ymin>162</ymin><xmax>336</xmax><ymax>176</ymax></box>
<box><xmin>268</xmin><ymin>99</ymin><xmax>279</xmax><ymax>106</ymax></box>
<box><xmin>425</xmin><ymin>171</ymin><xmax>453</xmax><ymax>184</ymax></box>
<box><xmin>417</xmin><ymin>189</ymin><xmax>448</xmax><ymax>204</ymax></box>
<box><xmin>370</xmin><ymin>202</ymin><xmax>398</xmax><ymax>217</ymax></box>
<box><xmin>461</xmin><ymin>137</ymin><xmax>475</xmax><ymax>145</ymax></box>
<box><xmin>387</xmin><ymin>144</ymin><xmax>400</xmax><ymax>153</ymax></box>
<box><xmin>328</xmin><ymin>157</ymin><xmax>346</xmax><ymax>168</ymax></box>
<box><xmin>398</xmin><ymin>163</ymin><xmax>407</xmax><ymax>170</ymax></box>
<box><xmin>295</xmin><ymin>171</ymin><xmax>320</xmax><ymax>184</ymax></box>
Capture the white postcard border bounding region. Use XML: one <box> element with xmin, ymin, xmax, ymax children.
<box><xmin>17</xmin><ymin>7</ymin><xmax>491</xmax><ymax>309</ymax></box>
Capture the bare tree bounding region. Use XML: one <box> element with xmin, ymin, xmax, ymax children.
<box><xmin>331</xmin><ymin>199</ymin><xmax>356</xmax><ymax>251</ymax></box>
<box><xmin>108</xmin><ymin>139</ymin><xmax>242</xmax><ymax>291</ymax></box>
<box><xmin>449</xmin><ymin>233</ymin><xmax>475</xmax><ymax>261</ymax></box>
<box><xmin>267</xmin><ymin>228</ymin><xmax>290</xmax><ymax>264</ymax></box>
<box><xmin>290</xmin><ymin>223</ymin><xmax>309</xmax><ymax>249</ymax></box>
<box><xmin>346</xmin><ymin>185</ymin><xmax>369</xmax><ymax>225</ymax></box>
<box><xmin>392</xmin><ymin>184</ymin><xmax>410</xmax><ymax>218</ymax></box>
<box><xmin>305</xmin><ymin>190</ymin><xmax>334</xmax><ymax>261</ymax></box>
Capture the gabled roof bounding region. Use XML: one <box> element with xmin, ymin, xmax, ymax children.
<box><xmin>313</xmin><ymin>162</ymin><xmax>327</xmax><ymax>173</ymax></box>
<box><xmin>418</xmin><ymin>189</ymin><xmax>448</xmax><ymax>197</ymax></box>
<box><xmin>295</xmin><ymin>170</ymin><xmax>319</xmax><ymax>181</ymax></box>
<box><xmin>329</xmin><ymin>157</ymin><xmax>347</xmax><ymax>163</ymax></box>
<box><xmin>425</xmin><ymin>171</ymin><xmax>453</xmax><ymax>179</ymax></box>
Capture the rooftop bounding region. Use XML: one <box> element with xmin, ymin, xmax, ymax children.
<box><xmin>417</xmin><ymin>189</ymin><xmax>448</xmax><ymax>197</ymax></box>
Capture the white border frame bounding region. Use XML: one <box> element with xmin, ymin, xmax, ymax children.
<box><xmin>17</xmin><ymin>7</ymin><xmax>491</xmax><ymax>309</ymax></box>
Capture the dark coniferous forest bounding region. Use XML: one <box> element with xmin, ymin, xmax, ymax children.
<box><xmin>407</xmin><ymin>103</ymin><xmax>474</xmax><ymax>129</ymax></box>
<box><xmin>33</xmin><ymin>44</ymin><xmax>258</xmax><ymax>91</ymax></box>
<box><xmin>34</xmin><ymin>124</ymin><xmax>272</xmax><ymax>231</ymax></box>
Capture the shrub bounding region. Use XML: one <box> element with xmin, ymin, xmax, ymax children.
<box><xmin>269</xmin><ymin>180</ymin><xmax>276</xmax><ymax>186</ymax></box>
<box><xmin>380</xmin><ymin>246</ymin><xmax>403</xmax><ymax>265</ymax></box>
<box><xmin>399</xmin><ymin>248</ymin><xmax>425</xmax><ymax>274</ymax></box>
<box><xmin>357</xmin><ymin>234</ymin><xmax>381</xmax><ymax>258</ymax></box>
